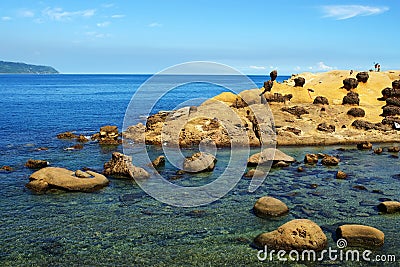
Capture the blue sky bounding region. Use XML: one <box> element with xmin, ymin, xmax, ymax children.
<box><xmin>0</xmin><ymin>0</ymin><xmax>399</xmax><ymax>74</ymax></box>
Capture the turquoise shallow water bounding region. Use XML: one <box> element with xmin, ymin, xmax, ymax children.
<box><xmin>0</xmin><ymin>75</ymin><xmax>399</xmax><ymax>266</ymax></box>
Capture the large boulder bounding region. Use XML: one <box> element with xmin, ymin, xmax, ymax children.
<box><xmin>342</xmin><ymin>78</ymin><xmax>358</xmax><ymax>90</ymax></box>
<box><xmin>321</xmin><ymin>155</ymin><xmax>340</xmax><ymax>166</ymax></box>
<box><xmin>304</xmin><ymin>154</ymin><xmax>319</xmax><ymax>164</ymax></box>
<box><xmin>294</xmin><ymin>77</ymin><xmax>305</xmax><ymax>87</ymax></box>
<box><xmin>313</xmin><ymin>96</ymin><xmax>329</xmax><ymax>105</ymax></box>
<box><xmin>103</xmin><ymin>152</ymin><xmax>150</xmax><ymax>179</ymax></box>
<box><xmin>336</xmin><ymin>225</ymin><xmax>384</xmax><ymax>247</ymax></box>
<box><xmin>92</xmin><ymin>125</ymin><xmax>121</xmax><ymax>145</ymax></box>
<box><xmin>377</xmin><ymin>201</ymin><xmax>400</xmax><ymax>214</ymax></box>
<box><xmin>248</xmin><ymin>148</ymin><xmax>295</xmax><ymax>166</ymax></box>
<box><xmin>356</xmin><ymin>72</ymin><xmax>369</xmax><ymax>83</ymax></box>
<box><xmin>26</xmin><ymin>167</ymin><xmax>109</xmax><ymax>193</ymax></box>
<box><xmin>253</xmin><ymin>196</ymin><xmax>289</xmax><ymax>218</ymax></box>
<box><xmin>25</xmin><ymin>159</ymin><xmax>49</xmax><ymax>169</ymax></box>
<box><xmin>183</xmin><ymin>152</ymin><xmax>217</xmax><ymax>173</ymax></box>
<box><xmin>342</xmin><ymin>91</ymin><xmax>360</xmax><ymax>105</ymax></box>
<box><xmin>254</xmin><ymin>219</ymin><xmax>327</xmax><ymax>251</ymax></box>
<box><xmin>347</xmin><ymin>107</ymin><xmax>365</xmax><ymax>117</ymax></box>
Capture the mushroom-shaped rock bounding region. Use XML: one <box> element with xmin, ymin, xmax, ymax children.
<box><xmin>103</xmin><ymin>152</ymin><xmax>150</xmax><ymax>179</ymax></box>
<box><xmin>248</xmin><ymin>148</ymin><xmax>295</xmax><ymax>166</ymax></box>
<box><xmin>382</xmin><ymin>105</ymin><xmax>400</xmax><ymax>116</ymax></box>
<box><xmin>183</xmin><ymin>152</ymin><xmax>216</xmax><ymax>173</ymax></box>
<box><xmin>336</xmin><ymin>225</ymin><xmax>384</xmax><ymax>247</ymax></box>
<box><xmin>294</xmin><ymin>77</ymin><xmax>305</xmax><ymax>87</ymax></box>
<box><xmin>270</xmin><ymin>70</ymin><xmax>278</xmax><ymax>81</ymax></box>
<box><xmin>392</xmin><ymin>80</ymin><xmax>400</xmax><ymax>90</ymax></box>
<box><xmin>377</xmin><ymin>201</ymin><xmax>400</xmax><ymax>214</ymax></box>
<box><xmin>386</xmin><ymin>97</ymin><xmax>400</xmax><ymax>107</ymax></box>
<box><xmin>357</xmin><ymin>142</ymin><xmax>372</xmax><ymax>150</ymax></box>
<box><xmin>25</xmin><ymin>159</ymin><xmax>49</xmax><ymax>169</ymax></box>
<box><xmin>304</xmin><ymin>154</ymin><xmax>319</xmax><ymax>164</ymax></box>
<box><xmin>262</xmin><ymin>81</ymin><xmax>274</xmax><ymax>93</ymax></box>
<box><xmin>313</xmin><ymin>96</ymin><xmax>329</xmax><ymax>105</ymax></box>
<box><xmin>321</xmin><ymin>155</ymin><xmax>340</xmax><ymax>166</ymax></box>
<box><xmin>356</xmin><ymin>72</ymin><xmax>369</xmax><ymax>83</ymax></box>
<box><xmin>342</xmin><ymin>92</ymin><xmax>360</xmax><ymax>105</ymax></box>
<box><xmin>253</xmin><ymin>196</ymin><xmax>289</xmax><ymax>218</ymax></box>
<box><xmin>254</xmin><ymin>219</ymin><xmax>327</xmax><ymax>251</ymax></box>
<box><xmin>343</xmin><ymin>78</ymin><xmax>358</xmax><ymax>90</ymax></box>
<box><xmin>347</xmin><ymin>107</ymin><xmax>365</xmax><ymax>117</ymax></box>
<box><xmin>26</xmin><ymin>167</ymin><xmax>109</xmax><ymax>193</ymax></box>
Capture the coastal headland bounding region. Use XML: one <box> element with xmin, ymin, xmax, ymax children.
<box><xmin>124</xmin><ymin>70</ymin><xmax>400</xmax><ymax>146</ymax></box>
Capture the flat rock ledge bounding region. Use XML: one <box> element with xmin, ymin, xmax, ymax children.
<box><xmin>254</xmin><ymin>219</ymin><xmax>327</xmax><ymax>251</ymax></box>
<box><xmin>336</xmin><ymin>224</ymin><xmax>384</xmax><ymax>248</ymax></box>
<box><xmin>26</xmin><ymin>167</ymin><xmax>109</xmax><ymax>193</ymax></box>
<box><xmin>248</xmin><ymin>148</ymin><xmax>295</xmax><ymax>166</ymax></box>
<box><xmin>253</xmin><ymin>196</ymin><xmax>289</xmax><ymax>218</ymax></box>
<box><xmin>377</xmin><ymin>201</ymin><xmax>400</xmax><ymax>214</ymax></box>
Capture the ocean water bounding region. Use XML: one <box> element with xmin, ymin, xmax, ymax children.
<box><xmin>0</xmin><ymin>74</ymin><xmax>399</xmax><ymax>266</ymax></box>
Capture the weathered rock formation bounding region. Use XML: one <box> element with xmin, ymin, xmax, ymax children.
<box><xmin>304</xmin><ymin>154</ymin><xmax>319</xmax><ymax>164</ymax></box>
<box><xmin>57</xmin><ymin>131</ymin><xmax>78</xmax><ymax>139</ymax></box>
<box><xmin>342</xmin><ymin>78</ymin><xmax>358</xmax><ymax>90</ymax></box>
<box><xmin>317</xmin><ymin>123</ymin><xmax>335</xmax><ymax>133</ymax></box>
<box><xmin>254</xmin><ymin>219</ymin><xmax>327</xmax><ymax>251</ymax></box>
<box><xmin>270</xmin><ymin>70</ymin><xmax>278</xmax><ymax>81</ymax></box>
<box><xmin>103</xmin><ymin>152</ymin><xmax>150</xmax><ymax>179</ymax></box>
<box><xmin>347</xmin><ymin>107</ymin><xmax>365</xmax><ymax>117</ymax></box>
<box><xmin>356</xmin><ymin>72</ymin><xmax>369</xmax><ymax>83</ymax></box>
<box><xmin>247</xmin><ymin>148</ymin><xmax>295</xmax><ymax>166</ymax></box>
<box><xmin>25</xmin><ymin>159</ymin><xmax>49</xmax><ymax>169</ymax></box>
<box><xmin>357</xmin><ymin>141</ymin><xmax>372</xmax><ymax>150</ymax></box>
<box><xmin>26</xmin><ymin>167</ymin><xmax>109</xmax><ymax>193</ymax></box>
<box><xmin>313</xmin><ymin>96</ymin><xmax>329</xmax><ymax>105</ymax></box>
<box><xmin>182</xmin><ymin>152</ymin><xmax>216</xmax><ymax>173</ymax></box>
<box><xmin>342</xmin><ymin>91</ymin><xmax>360</xmax><ymax>105</ymax></box>
<box><xmin>294</xmin><ymin>77</ymin><xmax>305</xmax><ymax>87</ymax></box>
<box><xmin>281</xmin><ymin>106</ymin><xmax>309</xmax><ymax>118</ymax></box>
<box><xmin>92</xmin><ymin>125</ymin><xmax>122</xmax><ymax>145</ymax></box>
<box><xmin>321</xmin><ymin>155</ymin><xmax>340</xmax><ymax>166</ymax></box>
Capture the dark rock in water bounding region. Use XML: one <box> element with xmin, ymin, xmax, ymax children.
<box><xmin>391</xmin><ymin>174</ymin><xmax>400</xmax><ymax>180</ymax></box>
<box><xmin>374</xmin><ymin>147</ymin><xmax>383</xmax><ymax>154</ymax></box>
<box><xmin>294</xmin><ymin>77</ymin><xmax>305</xmax><ymax>87</ymax></box>
<box><xmin>0</xmin><ymin>165</ymin><xmax>13</xmax><ymax>171</ymax></box>
<box><xmin>336</xmin><ymin>170</ymin><xmax>347</xmax><ymax>179</ymax></box>
<box><xmin>297</xmin><ymin>166</ymin><xmax>304</xmax><ymax>172</ymax></box>
<box><xmin>281</xmin><ymin>106</ymin><xmax>309</xmax><ymax>118</ymax></box>
<box><xmin>119</xmin><ymin>193</ymin><xmax>145</xmax><ymax>204</ymax></box>
<box><xmin>336</xmin><ymin>224</ymin><xmax>384</xmax><ymax>247</ymax></box>
<box><xmin>371</xmin><ymin>189</ymin><xmax>384</xmax><ymax>194</ymax></box>
<box><xmin>76</xmin><ymin>134</ymin><xmax>89</xmax><ymax>143</ymax></box>
<box><xmin>310</xmin><ymin>183</ymin><xmax>318</xmax><ymax>189</ymax></box>
<box><xmin>392</xmin><ymin>80</ymin><xmax>400</xmax><ymax>89</ymax></box>
<box><xmin>317</xmin><ymin>122</ymin><xmax>335</xmax><ymax>133</ymax></box>
<box><xmin>283</xmin><ymin>127</ymin><xmax>301</xmax><ymax>135</ymax></box>
<box><xmin>347</xmin><ymin>107</ymin><xmax>365</xmax><ymax>117</ymax></box>
<box><xmin>353</xmin><ymin>185</ymin><xmax>367</xmax><ymax>191</ymax></box>
<box><xmin>342</xmin><ymin>78</ymin><xmax>358</xmax><ymax>90</ymax></box>
<box><xmin>378</xmin><ymin>198</ymin><xmax>392</xmax><ymax>202</ymax></box>
<box><xmin>336</xmin><ymin>199</ymin><xmax>347</xmax><ymax>204</ymax></box>
<box><xmin>313</xmin><ymin>96</ymin><xmax>329</xmax><ymax>105</ymax></box>
<box><xmin>382</xmin><ymin>105</ymin><xmax>400</xmax><ymax>116</ymax></box>
<box><xmin>25</xmin><ymin>159</ymin><xmax>48</xmax><ymax>169</ymax></box>
<box><xmin>390</xmin><ymin>154</ymin><xmax>399</xmax><ymax>159</ymax></box>
<box><xmin>356</xmin><ymin>72</ymin><xmax>369</xmax><ymax>83</ymax></box>
<box><xmin>270</xmin><ymin>70</ymin><xmax>278</xmax><ymax>81</ymax></box>
<box><xmin>378</xmin><ymin>201</ymin><xmax>400</xmax><ymax>214</ymax></box>
<box><xmin>57</xmin><ymin>131</ymin><xmax>78</xmax><ymax>139</ymax></box>
<box><xmin>304</xmin><ymin>154</ymin><xmax>319</xmax><ymax>164</ymax></box>
<box><xmin>357</xmin><ymin>141</ymin><xmax>372</xmax><ymax>150</ymax></box>
<box><xmin>244</xmin><ymin>169</ymin><xmax>265</xmax><ymax>178</ymax></box>
<box><xmin>273</xmin><ymin>161</ymin><xmax>289</xmax><ymax>168</ymax></box>
<box><xmin>342</xmin><ymin>91</ymin><xmax>360</xmax><ymax>105</ymax></box>
<box><xmin>359</xmin><ymin>200</ymin><xmax>376</xmax><ymax>206</ymax></box>
<box><xmin>388</xmin><ymin>146</ymin><xmax>400</xmax><ymax>152</ymax></box>
<box><xmin>321</xmin><ymin>155</ymin><xmax>340</xmax><ymax>166</ymax></box>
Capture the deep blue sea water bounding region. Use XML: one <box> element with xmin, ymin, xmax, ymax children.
<box><xmin>0</xmin><ymin>74</ymin><xmax>399</xmax><ymax>266</ymax></box>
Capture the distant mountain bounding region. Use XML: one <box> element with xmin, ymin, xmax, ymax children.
<box><xmin>0</xmin><ymin>60</ymin><xmax>59</xmax><ymax>74</ymax></box>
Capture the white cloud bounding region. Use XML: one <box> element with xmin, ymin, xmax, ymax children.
<box><xmin>102</xmin><ymin>3</ymin><xmax>115</xmax><ymax>8</ymax></box>
<box><xmin>111</xmin><ymin>14</ymin><xmax>125</xmax><ymax>19</ymax></box>
<box><xmin>321</xmin><ymin>5</ymin><xmax>389</xmax><ymax>20</ymax></box>
<box><xmin>1</xmin><ymin>16</ymin><xmax>12</xmax><ymax>21</ymax></box>
<box><xmin>97</xmin><ymin>21</ymin><xmax>110</xmax><ymax>27</ymax></box>
<box><xmin>294</xmin><ymin>66</ymin><xmax>301</xmax><ymax>71</ymax></box>
<box><xmin>249</xmin><ymin>65</ymin><xmax>266</xmax><ymax>70</ymax></box>
<box><xmin>85</xmin><ymin>31</ymin><xmax>111</xmax><ymax>38</ymax></box>
<box><xmin>19</xmin><ymin>9</ymin><xmax>35</xmax><ymax>18</ymax></box>
<box><xmin>148</xmin><ymin>22</ymin><xmax>162</xmax><ymax>27</ymax></box>
<box><xmin>317</xmin><ymin>62</ymin><xmax>334</xmax><ymax>71</ymax></box>
<box><xmin>43</xmin><ymin>7</ymin><xmax>96</xmax><ymax>21</ymax></box>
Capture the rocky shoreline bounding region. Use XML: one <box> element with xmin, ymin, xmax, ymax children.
<box><xmin>124</xmin><ymin>70</ymin><xmax>400</xmax><ymax>147</ymax></box>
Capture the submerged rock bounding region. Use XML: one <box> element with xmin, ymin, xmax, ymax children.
<box><xmin>152</xmin><ymin>155</ymin><xmax>165</xmax><ymax>168</ymax></box>
<box><xmin>103</xmin><ymin>152</ymin><xmax>150</xmax><ymax>179</ymax></box>
<box><xmin>336</xmin><ymin>224</ymin><xmax>384</xmax><ymax>247</ymax></box>
<box><xmin>25</xmin><ymin>159</ymin><xmax>49</xmax><ymax>169</ymax></box>
<box><xmin>26</xmin><ymin>167</ymin><xmax>109</xmax><ymax>193</ymax></box>
<box><xmin>244</xmin><ymin>169</ymin><xmax>265</xmax><ymax>178</ymax></box>
<box><xmin>182</xmin><ymin>152</ymin><xmax>216</xmax><ymax>173</ymax></box>
<box><xmin>1</xmin><ymin>166</ymin><xmax>13</xmax><ymax>172</ymax></box>
<box><xmin>254</xmin><ymin>219</ymin><xmax>327</xmax><ymax>251</ymax></box>
<box><xmin>57</xmin><ymin>131</ymin><xmax>78</xmax><ymax>139</ymax></box>
<box><xmin>253</xmin><ymin>196</ymin><xmax>289</xmax><ymax>218</ymax></box>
